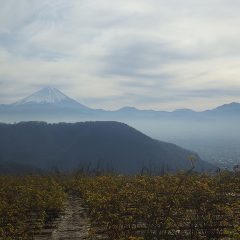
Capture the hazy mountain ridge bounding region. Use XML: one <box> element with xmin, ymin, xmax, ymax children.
<box><xmin>0</xmin><ymin>87</ymin><xmax>240</xmax><ymax>124</ymax></box>
<box><xmin>0</xmin><ymin>121</ymin><xmax>214</xmax><ymax>174</ymax></box>
<box><xmin>1</xmin><ymin>87</ymin><xmax>239</xmax><ymax>169</ymax></box>
<box><xmin>1</xmin><ymin>87</ymin><xmax>240</xmax><ymax>121</ymax></box>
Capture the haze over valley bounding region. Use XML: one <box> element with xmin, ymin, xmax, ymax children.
<box><xmin>0</xmin><ymin>86</ymin><xmax>239</xmax><ymax>169</ymax></box>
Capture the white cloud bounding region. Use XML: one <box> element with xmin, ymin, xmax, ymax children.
<box><xmin>1</xmin><ymin>0</ymin><xmax>240</xmax><ymax>110</ymax></box>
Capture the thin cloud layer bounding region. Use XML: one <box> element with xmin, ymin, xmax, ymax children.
<box><xmin>1</xmin><ymin>0</ymin><xmax>240</xmax><ymax>110</ymax></box>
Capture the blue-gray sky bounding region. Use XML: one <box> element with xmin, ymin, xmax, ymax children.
<box><xmin>1</xmin><ymin>0</ymin><xmax>240</xmax><ymax>110</ymax></box>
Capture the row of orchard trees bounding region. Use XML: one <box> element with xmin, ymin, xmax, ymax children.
<box><xmin>0</xmin><ymin>176</ymin><xmax>66</xmax><ymax>239</ymax></box>
<box><xmin>0</xmin><ymin>172</ymin><xmax>239</xmax><ymax>239</ymax></box>
<box><xmin>65</xmin><ymin>172</ymin><xmax>240</xmax><ymax>240</ymax></box>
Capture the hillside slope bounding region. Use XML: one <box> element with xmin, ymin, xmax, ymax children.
<box><xmin>0</xmin><ymin>122</ymin><xmax>214</xmax><ymax>173</ymax></box>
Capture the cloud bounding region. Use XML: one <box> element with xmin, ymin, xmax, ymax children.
<box><xmin>0</xmin><ymin>0</ymin><xmax>240</xmax><ymax>110</ymax></box>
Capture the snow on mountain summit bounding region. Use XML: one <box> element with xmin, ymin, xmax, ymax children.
<box><xmin>13</xmin><ymin>87</ymin><xmax>87</xmax><ymax>109</ymax></box>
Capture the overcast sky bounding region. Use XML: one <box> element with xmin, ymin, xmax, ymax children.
<box><xmin>1</xmin><ymin>0</ymin><xmax>240</xmax><ymax>110</ymax></box>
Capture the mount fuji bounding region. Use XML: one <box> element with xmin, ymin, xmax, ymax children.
<box><xmin>13</xmin><ymin>86</ymin><xmax>89</xmax><ymax>109</ymax></box>
<box><xmin>0</xmin><ymin>86</ymin><xmax>95</xmax><ymax>122</ymax></box>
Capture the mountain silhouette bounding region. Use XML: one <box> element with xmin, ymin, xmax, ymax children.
<box><xmin>0</xmin><ymin>121</ymin><xmax>214</xmax><ymax>174</ymax></box>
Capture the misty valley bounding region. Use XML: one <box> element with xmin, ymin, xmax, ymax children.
<box><xmin>1</xmin><ymin>87</ymin><xmax>240</xmax><ymax>170</ymax></box>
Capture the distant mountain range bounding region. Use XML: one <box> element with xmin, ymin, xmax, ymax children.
<box><xmin>0</xmin><ymin>121</ymin><xmax>214</xmax><ymax>174</ymax></box>
<box><xmin>0</xmin><ymin>87</ymin><xmax>240</xmax><ymax>122</ymax></box>
<box><xmin>0</xmin><ymin>86</ymin><xmax>240</xmax><ymax>123</ymax></box>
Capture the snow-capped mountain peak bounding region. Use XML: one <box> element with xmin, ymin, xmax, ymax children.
<box><xmin>13</xmin><ymin>87</ymin><xmax>88</xmax><ymax>110</ymax></box>
<box><xmin>14</xmin><ymin>86</ymin><xmax>72</xmax><ymax>105</ymax></box>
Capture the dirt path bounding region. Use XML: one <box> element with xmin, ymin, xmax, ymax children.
<box><xmin>35</xmin><ymin>196</ymin><xmax>90</xmax><ymax>240</ymax></box>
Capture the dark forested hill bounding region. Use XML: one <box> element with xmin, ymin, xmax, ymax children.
<box><xmin>0</xmin><ymin>121</ymin><xmax>214</xmax><ymax>174</ymax></box>
<box><xmin>0</xmin><ymin>160</ymin><xmax>43</xmax><ymax>175</ymax></box>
